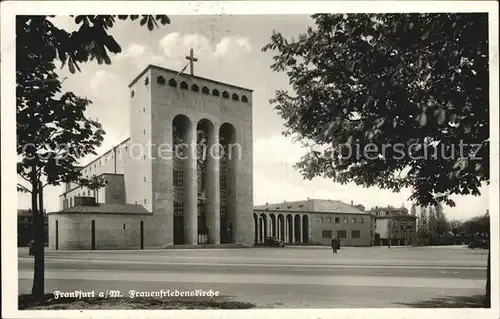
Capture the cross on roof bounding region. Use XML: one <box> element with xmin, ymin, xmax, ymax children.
<box><xmin>185</xmin><ymin>48</ymin><xmax>198</xmax><ymax>76</ymax></box>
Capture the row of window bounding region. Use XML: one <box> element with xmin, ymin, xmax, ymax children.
<box><xmin>317</xmin><ymin>216</ymin><xmax>365</xmax><ymax>224</ymax></box>
<box><xmin>322</xmin><ymin>230</ymin><xmax>361</xmax><ymax>239</ymax></box>
<box><xmin>173</xmin><ymin>201</ymin><xmax>227</xmax><ymax>216</ymax></box>
<box><xmin>173</xmin><ymin>170</ymin><xmax>227</xmax><ymax>189</ymax></box>
<box><xmin>132</xmin><ymin>76</ymin><xmax>250</xmax><ymax>103</ymax></box>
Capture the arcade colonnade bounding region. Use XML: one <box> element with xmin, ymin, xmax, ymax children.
<box><xmin>253</xmin><ymin>213</ymin><xmax>309</xmax><ymax>244</ymax></box>
<box><xmin>172</xmin><ymin>114</ymin><xmax>238</xmax><ymax>245</ymax></box>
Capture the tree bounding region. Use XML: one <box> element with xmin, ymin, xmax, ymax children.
<box><xmin>417</xmin><ymin>206</ymin><xmax>429</xmax><ymax>239</ymax></box>
<box><xmin>16</xmin><ymin>15</ymin><xmax>170</xmax><ymax>300</ymax></box>
<box><xmin>449</xmin><ymin>219</ymin><xmax>463</xmax><ymax>244</ymax></box>
<box><xmin>263</xmin><ymin>13</ymin><xmax>489</xmax><ymax>307</ymax></box>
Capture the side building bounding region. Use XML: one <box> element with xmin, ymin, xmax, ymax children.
<box><xmin>372</xmin><ymin>206</ymin><xmax>417</xmax><ymax>246</ymax></box>
<box><xmin>253</xmin><ymin>199</ymin><xmax>375</xmax><ymax>247</ymax></box>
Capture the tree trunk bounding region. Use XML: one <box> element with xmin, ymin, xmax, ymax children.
<box><xmin>30</xmin><ymin>179</ymin><xmax>44</xmax><ymax>298</ymax></box>
<box><xmin>485</xmin><ymin>248</ymin><xmax>490</xmax><ymax>307</ymax></box>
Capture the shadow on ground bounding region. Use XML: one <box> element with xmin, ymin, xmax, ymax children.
<box><xmin>19</xmin><ymin>294</ymin><xmax>256</xmax><ymax>310</ymax></box>
<box><xmin>397</xmin><ymin>295</ymin><xmax>486</xmax><ymax>308</ymax></box>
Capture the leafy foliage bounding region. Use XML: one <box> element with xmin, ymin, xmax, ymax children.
<box><xmin>18</xmin><ymin>15</ymin><xmax>170</xmax><ymax>74</ymax></box>
<box><xmin>262</xmin><ymin>13</ymin><xmax>489</xmax><ymax>207</ymax></box>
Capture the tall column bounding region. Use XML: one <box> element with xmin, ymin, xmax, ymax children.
<box><xmin>301</xmin><ymin>216</ymin><xmax>305</xmax><ymax>243</ymax></box>
<box><xmin>184</xmin><ymin>122</ymin><xmax>198</xmax><ymax>245</ymax></box>
<box><xmin>285</xmin><ymin>218</ymin><xmax>289</xmax><ymax>242</ymax></box>
<box><xmin>291</xmin><ymin>216</ymin><xmax>295</xmax><ymax>243</ymax></box>
<box><xmin>205</xmin><ymin>126</ymin><xmax>220</xmax><ymax>244</ymax></box>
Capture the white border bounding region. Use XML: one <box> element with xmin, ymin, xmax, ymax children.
<box><xmin>1</xmin><ymin>1</ymin><xmax>499</xmax><ymax>319</ymax></box>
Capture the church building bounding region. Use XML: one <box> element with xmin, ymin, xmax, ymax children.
<box><xmin>47</xmin><ymin>62</ymin><xmax>254</xmax><ymax>250</ymax></box>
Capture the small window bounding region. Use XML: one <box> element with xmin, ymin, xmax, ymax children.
<box><xmin>222</xmin><ymin>91</ymin><xmax>229</xmax><ymax>99</ymax></box>
<box><xmin>351</xmin><ymin>217</ymin><xmax>357</xmax><ymax>224</ymax></box>
<box><xmin>123</xmin><ymin>223</ymin><xmax>126</xmax><ymax>230</ymax></box>
<box><xmin>322</xmin><ymin>230</ymin><xmax>332</xmax><ymax>239</ymax></box>
<box><xmin>143</xmin><ymin>154</ymin><xmax>146</xmax><ymax>160</ymax></box>
<box><xmin>104</xmin><ymin>180</ymin><xmax>108</xmax><ymax>185</ymax></box>
<box><xmin>343</xmin><ymin>217</ymin><xmax>348</xmax><ymax>224</ymax></box>
<box><xmin>168</xmin><ymin>78</ymin><xmax>177</xmax><ymax>87</ymax></box>
<box><xmin>157</xmin><ymin>76</ymin><xmax>166</xmax><ymax>85</ymax></box>
<box><xmin>242</xmin><ymin>95</ymin><xmax>248</xmax><ymax>103</ymax></box>
<box><xmin>298</xmin><ymin>204</ymin><xmax>304</xmax><ymax>208</ymax></box>
<box><xmin>232</xmin><ymin>93</ymin><xmax>239</xmax><ymax>101</ymax></box>
<box><xmin>212</xmin><ymin>89</ymin><xmax>220</xmax><ymax>97</ymax></box>
<box><xmin>144</xmin><ymin>77</ymin><xmax>149</xmax><ymax>85</ymax></box>
<box><xmin>144</xmin><ymin>129</ymin><xmax>146</xmax><ymax>135</ymax></box>
<box><xmin>337</xmin><ymin>230</ymin><xmax>347</xmax><ymax>239</ymax></box>
<box><xmin>220</xmin><ymin>175</ymin><xmax>226</xmax><ymax>190</ymax></box>
<box><xmin>352</xmin><ymin>230</ymin><xmax>361</xmax><ymax>238</ymax></box>
<box><xmin>360</xmin><ymin>217</ymin><xmax>364</xmax><ymax>224</ymax></box>
<box><xmin>202</xmin><ymin>86</ymin><xmax>210</xmax><ymax>94</ymax></box>
<box><xmin>144</xmin><ymin>176</ymin><xmax>147</xmax><ymax>182</ymax></box>
<box><xmin>173</xmin><ymin>201</ymin><xmax>183</xmax><ymax>215</ymax></box>
<box><xmin>174</xmin><ymin>170</ymin><xmax>183</xmax><ymax>186</ymax></box>
<box><xmin>180</xmin><ymin>81</ymin><xmax>188</xmax><ymax>90</ymax></box>
<box><xmin>144</xmin><ymin>199</ymin><xmax>147</xmax><ymax>204</ymax></box>
<box><xmin>287</xmin><ymin>205</ymin><xmax>292</xmax><ymax>209</ymax></box>
<box><xmin>143</xmin><ymin>107</ymin><xmax>146</xmax><ymax>112</ymax></box>
<box><xmin>220</xmin><ymin>204</ymin><xmax>226</xmax><ymax>216</ymax></box>
<box><xmin>191</xmin><ymin>84</ymin><xmax>199</xmax><ymax>92</ymax></box>
<box><xmin>335</xmin><ymin>217</ymin><xmax>341</xmax><ymax>224</ymax></box>
<box><xmin>327</xmin><ymin>217</ymin><xmax>332</xmax><ymax>223</ymax></box>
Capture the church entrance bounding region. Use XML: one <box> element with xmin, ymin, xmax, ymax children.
<box><xmin>173</xmin><ymin>215</ymin><xmax>184</xmax><ymax>245</ymax></box>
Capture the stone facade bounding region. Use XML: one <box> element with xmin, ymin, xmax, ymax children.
<box><xmin>49</xmin><ymin>64</ymin><xmax>254</xmax><ymax>250</ymax></box>
<box><xmin>254</xmin><ymin>199</ymin><xmax>375</xmax><ymax>247</ymax></box>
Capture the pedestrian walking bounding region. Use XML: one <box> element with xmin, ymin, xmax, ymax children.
<box><xmin>331</xmin><ymin>237</ymin><xmax>338</xmax><ymax>254</ymax></box>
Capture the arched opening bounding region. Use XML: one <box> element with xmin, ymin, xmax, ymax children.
<box><xmin>242</xmin><ymin>95</ymin><xmax>248</xmax><ymax>103</ymax></box>
<box><xmin>91</xmin><ymin>220</ymin><xmax>96</xmax><ymax>250</ymax></box>
<box><xmin>202</xmin><ymin>86</ymin><xmax>210</xmax><ymax>94</ymax></box>
<box><xmin>302</xmin><ymin>215</ymin><xmax>309</xmax><ymax>244</ymax></box>
<box><xmin>130</xmin><ymin>90</ymin><xmax>135</xmax><ymax>97</ymax></box>
<box><xmin>270</xmin><ymin>214</ymin><xmax>277</xmax><ymax>238</ymax></box>
<box><xmin>180</xmin><ymin>81</ymin><xmax>189</xmax><ymax>90</ymax></box>
<box><xmin>258</xmin><ymin>216</ymin><xmax>264</xmax><ymax>243</ymax></box>
<box><xmin>286</xmin><ymin>214</ymin><xmax>293</xmax><ymax>243</ymax></box>
<box><xmin>260</xmin><ymin>214</ymin><xmax>268</xmax><ymax>241</ymax></box>
<box><xmin>253</xmin><ymin>213</ymin><xmax>258</xmax><ymax>244</ymax></box>
<box><xmin>278</xmin><ymin>214</ymin><xmax>285</xmax><ymax>241</ymax></box>
<box><xmin>222</xmin><ymin>91</ymin><xmax>230</xmax><ymax>99</ymax></box>
<box><xmin>212</xmin><ymin>89</ymin><xmax>220</xmax><ymax>97</ymax></box>
<box><xmin>172</xmin><ymin>114</ymin><xmax>196</xmax><ymax>245</ymax></box>
<box><xmin>144</xmin><ymin>77</ymin><xmax>149</xmax><ymax>85</ymax></box>
<box><xmin>196</xmin><ymin>118</ymin><xmax>217</xmax><ymax>244</ymax></box>
<box><xmin>168</xmin><ymin>78</ymin><xmax>177</xmax><ymax>87</ymax></box>
<box><xmin>294</xmin><ymin>214</ymin><xmax>301</xmax><ymax>243</ymax></box>
<box><xmin>219</xmin><ymin>122</ymin><xmax>238</xmax><ymax>243</ymax></box>
<box><xmin>191</xmin><ymin>84</ymin><xmax>199</xmax><ymax>92</ymax></box>
<box><xmin>157</xmin><ymin>76</ymin><xmax>166</xmax><ymax>85</ymax></box>
<box><xmin>232</xmin><ymin>93</ymin><xmax>239</xmax><ymax>101</ymax></box>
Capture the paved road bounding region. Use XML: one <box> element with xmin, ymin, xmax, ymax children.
<box><xmin>18</xmin><ymin>246</ymin><xmax>488</xmax><ymax>308</ymax></box>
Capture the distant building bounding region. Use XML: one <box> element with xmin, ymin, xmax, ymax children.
<box><xmin>371</xmin><ymin>206</ymin><xmax>417</xmax><ymax>246</ymax></box>
<box><xmin>253</xmin><ymin>199</ymin><xmax>374</xmax><ymax>247</ymax></box>
<box><xmin>17</xmin><ymin>209</ymin><xmax>48</xmax><ymax>247</ymax></box>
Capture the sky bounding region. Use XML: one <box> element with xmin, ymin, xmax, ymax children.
<box><xmin>16</xmin><ymin>14</ymin><xmax>489</xmax><ymax>221</ymax></box>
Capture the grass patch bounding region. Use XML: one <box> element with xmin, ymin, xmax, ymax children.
<box><xmin>398</xmin><ymin>294</ymin><xmax>487</xmax><ymax>308</ymax></box>
<box><xmin>19</xmin><ymin>293</ymin><xmax>256</xmax><ymax>310</ymax></box>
